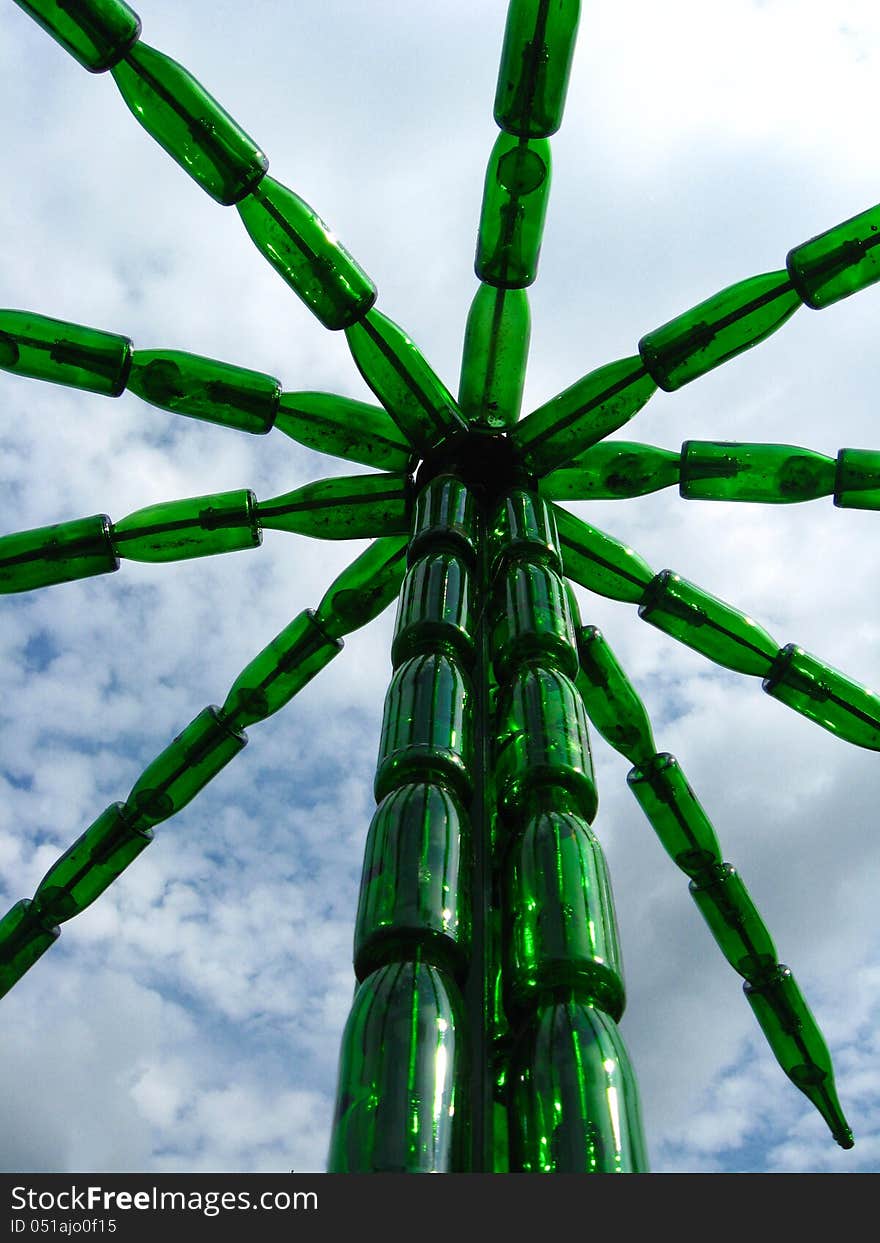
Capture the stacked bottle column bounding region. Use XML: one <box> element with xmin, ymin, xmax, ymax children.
<box><xmin>489</xmin><ymin>490</ymin><xmax>647</xmax><ymax>1172</ymax></box>
<box><xmin>327</xmin><ymin>475</ymin><xmax>477</xmax><ymax>1172</ymax></box>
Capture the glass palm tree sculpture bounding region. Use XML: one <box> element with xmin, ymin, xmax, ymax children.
<box><xmin>1</xmin><ymin>0</ymin><xmax>878</xmax><ymax>1172</ymax></box>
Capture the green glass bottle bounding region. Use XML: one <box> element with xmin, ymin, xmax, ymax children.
<box><xmin>346</xmin><ymin>310</ymin><xmax>466</xmax><ymax>454</ymax></box>
<box><xmin>638</xmin><ymin>272</ymin><xmax>801</xmax><ymax>392</ymax></box>
<box><xmin>237</xmin><ymin>176</ymin><xmax>376</xmax><ymax>329</ymax></box>
<box><xmin>508</xmin><ymin>999</ymin><xmax>647</xmax><ymax>1173</ymax></box>
<box><xmin>495</xmin><ymin>665</ymin><xmax>596</xmax><ymax>823</ymax></box>
<box><xmin>575</xmin><ymin>626</ymin><xmax>656</xmax><ymax>767</ymax></box>
<box><xmin>763</xmin><ymin>645</ymin><xmax>880</xmax><ymax>750</ymax></box>
<box><xmin>124</xmin><ymin>706</ymin><xmax>247</xmax><ymax>829</ymax></box>
<box><xmin>354</xmin><ymin>783</ymin><xmax>471</xmax><ymax>981</ymax></box>
<box><xmin>787</xmin><ymin>204</ymin><xmax>880</xmax><ymax>310</ymax></box>
<box><xmin>409</xmin><ymin>475</ymin><xmax>479</xmax><ymax>566</ymax></box>
<box><xmin>391</xmin><ymin>553</ymin><xmax>475</xmax><ymax>669</ymax></box>
<box><xmin>554</xmin><ymin>506</ymin><xmax>654</xmax><ymax>604</ymax></box>
<box><xmin>475</xmin><ymin>133</ymin><xmax>551</xmax><ymax>289</ymax></box>
<box><xmin>112</xmin><ymin>489</ymin><xmax>261</xmax><ymax>561</ymax></box>
<box><xmin>221</xmin><ymin>610</ymin><xmax>342</xmax><ymax>731</ymax></box>
<box><xmin>13</xmin><ymin>0</ymin><xmax>141</xmax><ymax>72</ymax></box>
<box><xmin>274</xmin><ymin>392</ymin><xmax>411</xmax><ymax>472</ymax></box>
<box><xmin>513</xmin><ymin>358</ymin><xmax>656</xmax><ymax>477</ymax></box>
<box><xmin>688</xmin><ymin>864</ymin><xmax>777</xmax><ymax>983</ymax></box>
<box><xmin>126</xmin><ymin>349</ymin><xmax>281</xmax><ymax>435</ymax></box>
<box><xmin>0</xmin><ymin>309</ymin><xmax>131</xmax><ymax>395</ymax></box>
<box><xmin>314</xmin><ymin>537</ymin><xmax>409</xmax><ymax>641</ymax></box>
<box><xmin>374</xmin><ymin>652</ymin><xmax>475</xmax><ymax>803</ymax></box>
<box><xmin>744</xmin><ymin>966</ymin><xmax>853</xmax><ymax>1149</ymax></box>
<box><xmin>680</xmin><ymin>441</ymin><xmax>835</xmax><ymax>504</ymax></box>
<box><xmin>506</xmin><ymin>808</ymin><xmax>624</xmax><ymax>1021</ymax></box>
<box><xmin>834</xmin><ymin>447</ymin><xmax>880</xmax><ymax>511</ymax></box>
<box><xmin>458</xmin><ymin>284</ymin><xmax>530</xmax><ymax>427</ymax></box>
<box><xmin>327</xmin><ymin>958</ymin><xmax>467</xmax><ymax>1172</ymax></box>
<box><xmin>0</xmin><ymin>900</ymin><xmax>59</xmax><ymax>999</ymax></box>
<box><xmin>494</xmin><ymin>0</ymin><xmax>581</xmax><ymax>139</ymax></box>
<box><xmin>0</xmin><ymin>514</ymin><xmax>118</xmax><ymax>594</ymax></box>
<box><xmin>32</xmin><ymin>804</ymin><xmax>152</xmax><ymax>925</ymax></box>
<box><xmin>111</xmin><ymin>42</ymin><xmax>268</xmax><ymax>205</ymax></box>
<box><xmin>257</xmin><ymin>473</ymin><xmax>409</xmax><ymax>539</ymax></box>
<box><xmin>489</xmin><ymin>490</ymin><xmax>561</xmax><ymax>574</ymax></box>
<box><xmin>490</xmin><ymin>560</ymin><xmax>578</xmax><ymax>681</ymax></box>
<box><xmin>626</xmin><ymin>754</ymin><xmax>723</xmax><ymax>879</ymax></box>
<box><xmin>542</xmin><ymin>440</ymin><xmax>680</xmax><ymax>501</ymax></box>
<box><xmin>639</xmin><ymin>570</ymin><xmax>779</xmax><ymax>677</ymax></box>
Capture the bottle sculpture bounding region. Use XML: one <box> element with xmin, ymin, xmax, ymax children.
<box><xmin>3</xmin><ymin>0</ymin><xmax>879</xmax><ymax>1171</ymax></box>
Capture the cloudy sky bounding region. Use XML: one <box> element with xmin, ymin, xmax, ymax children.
<box><xmin>1</xmin><ymin>0</ymin><xmax>878</xmax><ymax>1175</ymax></box>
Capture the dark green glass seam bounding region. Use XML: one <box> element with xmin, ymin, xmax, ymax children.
<box><xmin>256</xmin><ymin>485</ymin><xmax>405</xmax><ymax>521</ymax></box>
<box><xmin>359</xmin><ymin>317</ymin><xmax>451</xmax><ymax>440</ymax></box>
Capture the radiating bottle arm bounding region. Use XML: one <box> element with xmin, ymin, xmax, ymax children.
<box><xmin>572</xmin><ymin>623</ymin><xmax>852</xmax><ymax>1147</ymax></box>
<box><xmin>12</xmin><ymin>4</ymin><xmax>378</xmax><ymax>331</ymax></box>
<box><xmin>635</xmin><ymin>203</ymin><xmax>880</xmax><ymax>393</ymax></box>
<box><xmin>556</xmin><ymin>505</ymin><xmax>880</xmax><ymax>749</ymax></box>
<box><xmin>0</xmin><ymin>533</ymin><xmax>411</xmax><ymax>998</ymax></box>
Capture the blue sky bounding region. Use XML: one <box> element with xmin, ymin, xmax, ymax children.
<box><xmin>0</xmin><ymin>0</ymin><xmax>879</xmax><ymax>1173</ymax></box>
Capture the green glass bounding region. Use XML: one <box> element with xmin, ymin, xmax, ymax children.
<box><xmin>489</xmin><ymin>490</ymin><xmax>561</xmax><ymax>574</ymax></box>
<box><xmin>575</xmin><ymin>626</ymin><xmax>656</xmax><ymax>767</ymax></box>
<box><xmin>627</xmin><ymin>754</ymin><xmax>723</xmax><ymax>879</ymax></box>
<box><xmin>374</xmin><ymin>652</ymin><xmax>475</xmax><ymax>803</ymax></box>
<box><xmin>554</xmin><ymin>506</ymin><xmax>654</xmax><ymax>604</ymax></box>
<box><xmin>490</xmin><ymin>560</ymin><xmax>578</xmax><ymax>681</ymax></box>
<box><xmin>508</xmin><ymin>999</ymin><xmax>647</xmax><ymax>1173</ymax></box>
<box><xmin>639</xmin><ymin>570</ymin><xmax>779</xmax><ymax>677</ymax></box>
<box><xmin>0</xmin><ymin>309</ymin><xmax>131</xmax><ymax>395</ymax></box>
<box><xmin>514</xmin><ymin>358</ymin><xmax>657</xmax><ymax>476</ymax></box>
<box><xmin>221</xmin><ymin>609</ymin><xmax>342</xmax><ymax>731</ymax></box>
<box><xmin>13</xmin><ymin>0</ymin><xmax>141</xmax><ymax>72</ymax></box>
<box><xmin>126</xmin><ymin>349</ymin><xmax>281</xmax><ymax>435</ymax></box>
<box><xmin>112</xmin><ymin>489</ymin><xmax>260</xmax><ymax>561</ymax></box>
<box><xmin>495</xmin><ymin>665</ymin><xmax>596</xmax><ymax>823</ymax></box>
<box><xmin>787</xmin><ymin>204</ymin><xmax>880</xmax><ymax>310</ymax></box>
<box><xmin>0</xmin><ymin>514</ymin><xmax>118</xmax><ymax>594</ymax></box>
<box><xmin>744</xmin><ymin>966</ymin><xmax>853</xmax><ymax>1149</ymax></box>
<box><xmin>494</xmin><ymin>0</ymin><xmax>581</xmax><ymax>138</ymax></box>
<box><xmin>327</xmin><ymin>959</ymin><xmax>467</xmax><ymax>1172</ymax></box>
<box><xmin>834</xmin><ymin>447</ymin><xmax>880</xmax><ymax>511</ymax></box>
<box><xmin>237</xmin><ymin>176</ymin><xmax>376</xmax><ymax>329</ymax></box>
<box><xmin>638</xmin><ymin>271</ymin><xmax>801</xmax><ymax>392</ymax></box>
<box><xmin>111</xmin><ymin>42</ymin><xmax>267</xmax><ymax>205</ymax></box>
<box><xmin>475</xmin><ymin>133</ymin><xmax>551</xmax><ymax>289</ymax></box>
<box><xmin>680</xmin><ymin>441</ymin><xmax>835</xmax><ymax>504</ymax></box>
<box><xmin>0</xmin><ymin>900</ymin><xmax>59</xmax><ymax>1000</ymax></box>
<box><xmin>391</xmin><ymin>553</ymin><xmax>475</xmax><ymax>668</ymax></box>
<box><xmin>32</xmin><ymin>803</ymin><xmax>152</xmax><ymax>925</ymax></box>
<box><xmin>689</xmin><ymin>864</ymin><xmax>777</xmax><ymax>984</ymax></box>
<box><xmin>354</xmin><ymin>783</ymin><xmax>471</xmax><ymax>980</ymax></box>
<box><xmin>257</xmin><ymin>473</ymin><xmax>408</xmax><ymax>539</ymax></box>
<box><xmin>763</xmin><ymin>645</ymin><xmax>880</xmax><ymax>750</ymax></box>
<box><xmin>409</xmin><ymin>475</ymin><xmax>479</xmax><ymax>566</ymax></box>
<box><xmin>314</xmin><ymin>537</ymin><xmax>408</xmax><ymax>641</ymax></box>
<box><xmin>506</xmin><ymin>809</ymin><xmax>624</xmax><ymax>1021</ymax></box>
<box><xmin>458</xmin><ymin>284</ymin><xmax>530</xmax><ymax>427</ymax></box>
<box><xmin>124</xmin><ymin>705</ymin><xmax>247</xmax><ymax>829</ymax></box>
<box><xmin>542</xmin><ymin>440</ymin><xmax>680</xmax><ymax>501</ymax></box>
<box><xmin>274</xmin><ymin>392</ymin><xmax>411</xmax><ymax>471</ymax></box>
<box><xmin>346</xmin><ymin>310</ymin><xmax>466</xmax><ymax>453</ymax></box>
